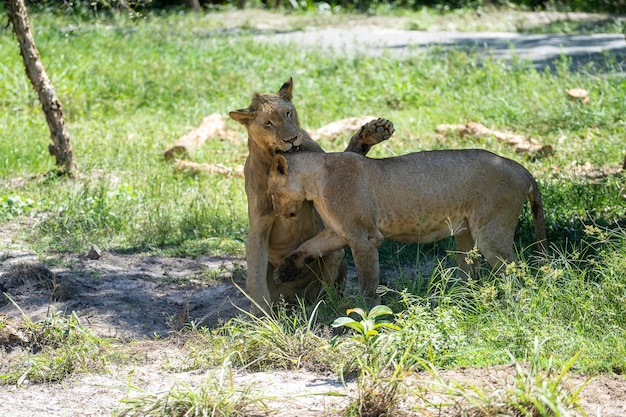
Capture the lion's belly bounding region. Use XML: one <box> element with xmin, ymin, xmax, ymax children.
<box><xmin>377</xmin><ymin>213</ymin><xmax>467</xmax><ymax>244</ymax></box>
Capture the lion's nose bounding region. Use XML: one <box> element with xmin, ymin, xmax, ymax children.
<box><xmin>285</xmin><ymin>135</ymin><xmax>299</xmax><ymax>144</ymax></box>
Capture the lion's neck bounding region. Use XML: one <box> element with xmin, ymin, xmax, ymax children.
<box><xmin>299</xmin><ymin>169</ymin><xmax>325</xmax><ymax>203</ymax></box>
<box><xmin>246</xmin><ymin>136</ymin><xmax>275</xmax><ymax>169</ymax></box>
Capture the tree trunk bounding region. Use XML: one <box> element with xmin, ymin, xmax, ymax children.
<box><xmin>6</xmin><ymin>0</ymin><xmax>77</xmax><ymax>175</ymax></box>
<box><xmin>183</xmin><ymin>0</ymin><xmax>201</xmax><ymax>12</ymax></box>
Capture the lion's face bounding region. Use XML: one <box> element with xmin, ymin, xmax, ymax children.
<box><xmin>246</xmin><ymin>99</ymin><xmax>303</xmax><ymax>153</ymax></box>
<box><xmin>229</xmin><ymin>78</ymin><xmax>304</xmax><ymax>153</ymax></box>
<box><xmin>268</xmin><ymin>154</ymin><xmax>304</xmax><ymax>218</ymax></box>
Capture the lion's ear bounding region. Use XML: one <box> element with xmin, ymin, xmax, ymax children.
<box><xmin>278</xmin><ymin>77</ymin><xmax>293</xmax><ymax>101</ymax></box>
<box><xmin>272</xmin><ymin>154</ymin><xmax>289</xmax><ymax>177</ymax></box>
<box><xmin>229</xmin><ymin>108</ymin><xmax>254</xmax><ymax>126</ymax></box>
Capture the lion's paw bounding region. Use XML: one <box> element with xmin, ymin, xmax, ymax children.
<box><xmin>346</xmin><ymin>118</ymin><xmax>395</xmax><ymax>155</ymax></box>
<box><xmin>360</xmin><ymin>118</ymin><xmax>395</xmax><ymax>145</ymax></box>
<box><xmin>274</xmin><ymin>254</ymin><xmax>302</xmax><ymax>283</ymax></box>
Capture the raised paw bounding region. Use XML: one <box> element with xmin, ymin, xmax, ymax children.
<box><xmin>361</xmin><ymin>118</ymin><xmax>395</xmax><ymax>145</ymax></box>
<box><xmin>345</xmin><ymin>118</ymin><xmax>395</xmax><ymax>155</ymax></box>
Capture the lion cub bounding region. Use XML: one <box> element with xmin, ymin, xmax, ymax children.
<box><xmin>268</xmin><ymin>149</ymin><xmax>546</xmax><ymax>304</ymax></box>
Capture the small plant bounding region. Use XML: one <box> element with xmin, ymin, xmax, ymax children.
<box><xmin>507</xmin><ymin>338</ymin><xmax>589</xmax><ymax>417</ymax></box>
<box><xmin>332</xmin><ymin>305</ymin><xmax>399</xmax><ymax>364</ymax></box>
<box><xmin>332</xmin><ymin>305</ymin><xmax>408</xmax><ymax>417</ymax></box>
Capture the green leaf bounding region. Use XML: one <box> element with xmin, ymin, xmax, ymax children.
<box><xmin>364</xmin><ymin>329</ymin><xmax>380</xmax><ymax>339</ymax></box>
<box><xmin>367</xmin><ymin>305</ymin><xmax>394</xmax><ymax>320</ymax></box>
<box><xmin>346</xmin><ymin>308</ymin><xmax>367</xmax><ymax>320</ymax></box>
<box><xmin>331</xmin><ymin>317</ymin><xmax>364</xmax><ymax>333</ymax></box>
<box><xmin>373</xmin><ymin>322</ymin><xmax>401</xmax><ymax>332</ymax></box>
<box><xmin>331</xmin><ymin>317</ymin><xmax>356</xmax><ymax>327</ymax></box>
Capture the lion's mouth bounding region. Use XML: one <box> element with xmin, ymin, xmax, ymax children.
<box><xmin>276</xmin><ymin>145</ymin><xmax>301</xmax><ymax>154</ymax></box>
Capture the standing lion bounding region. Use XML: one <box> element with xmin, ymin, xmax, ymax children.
<box><xmin>229</xmin><ymin>78</ymin><xmax>393</xmax><ymax>312</ymax></box>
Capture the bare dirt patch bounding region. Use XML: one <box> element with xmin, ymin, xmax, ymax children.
<box><xmin>0</xmin><ymin>249</ymin><xmax>249</xmax><ymax>338</ymax></box>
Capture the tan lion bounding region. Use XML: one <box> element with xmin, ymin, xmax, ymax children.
<box><xmin>229</xmin><ymin>78</ymin><xmax>394</xmax><ymax>312</ymax></box>
<box><xmin>268</xmin><ymin>149</ymin><xmax>547</xmax><ymax>305</ymax></box>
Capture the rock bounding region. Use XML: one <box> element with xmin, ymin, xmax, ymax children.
<box><xmin>85</xmin><ymin>244</ymin><xmax>102</xmax><ymax>260</ymax></box>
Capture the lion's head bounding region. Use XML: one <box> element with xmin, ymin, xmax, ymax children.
<box><xmin>229</xmin><ymin>78</ymin><xmax>304</xmax><ymax>153</ymax></box>
<box><xmin>268</xmin><ymin>154</ymin><xmax>305</xmax><ymax>219</ymax></box>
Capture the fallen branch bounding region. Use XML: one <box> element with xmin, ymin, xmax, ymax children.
<box><xmin>564</xmin><ymin>161</ymin><xmax>624</xmax><ymax>181</ymax></box>
<box><xmin>309</xmin><ymin>116</ymin><xmax>376</xmax><ymax>141</ymax></box>
<box><xmin>566</xmin><ymin>88</ymin><xmax>591</xmax><ymax>104</ymax></box>
<box><xmin>436</xmin><ymin>121</ymin><xmax>554</xmax><ymax>157</ymax></box>
<box><xmin>173</xmin><ymin>160</ymin><xmax>244</xmax><ymax>178</ymax></box>
<box><xmin>164</xmin><ymin>114</ymin><xmax>240</xmax><ymax>161</ymax></box>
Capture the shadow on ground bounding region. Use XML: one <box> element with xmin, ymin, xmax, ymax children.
<box><xmin>0</xmin><ymin>252</ymin><xmax>250</xmax><ymax>338</ymax></box>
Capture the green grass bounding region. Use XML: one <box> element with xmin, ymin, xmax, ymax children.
<box><xmin>2</xmin><ymin>11</ymin><xmax>624</xmax><ymax>254</ymax></box>
<box><xmin>0</xmin><ymin>309</ymin><xmax>113</xmax><ymax>385</ymax></box>
<box><xmin>115</xmin><ymin>360</ymin><xmax>271</xmax><ymax>417</ymax></box>
<box><xmin>1</xmin><ymin>7</ymin><xmax>625</xmax><ymax>414</ymax></box>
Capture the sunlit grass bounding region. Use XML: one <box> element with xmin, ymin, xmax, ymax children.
<box><xmin>2</xmin><ymin>11</ymin><xmax>624</xmax><ymax>253</ymax></box>
<box><xmin>115</xmin><ymin>360</ymin><xmax>271</xmax><ymax>417</ymax></box>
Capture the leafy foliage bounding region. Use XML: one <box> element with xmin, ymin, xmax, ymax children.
<box><xmin>17</xmin><ymin>0</ymin><xmax>626</xmax><ymax>14</ymax></box>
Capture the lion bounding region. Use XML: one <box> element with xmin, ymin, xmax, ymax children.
<box><xmin>268</xmin><ymin>149</ymin><xmax>547</xmax><ymax>305</ymax></box>
<box><xmin>228</xmin><ymin>77</ymin><xmax>394</xmax><ymax>312</ymax></box>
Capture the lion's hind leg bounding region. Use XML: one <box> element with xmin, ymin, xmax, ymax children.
<box><xmin>474</xmin><ymin>222</ymin><xmax>517</xmax><ymax>273</ymax></box>
<box><xmin>454</xmin><ymin>228</ymin><xmax>477</xmax><ymax>277</ymax></box>
<box><xmin>351</xmin><ymin>242</ymin><xmax>382</xmax><ymax>307</ymax></box>
<box><xmin>344</xmin><ymin>118</ymin><xmax>395</xmax><ymax>155</ymax></box>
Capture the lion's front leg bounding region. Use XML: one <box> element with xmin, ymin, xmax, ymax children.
<box><xmin>344</xmin><ymin>118</ymin><xmax>395</xmax><ymax>156</ymax></box>
<box><xmin>275</xmin><ymin>229</ymin><xmax>347</xmax><ymax>283</ymax></box>
<box><xmin>351</xmin><ymin>243</ymin><xmax>382</xmax><ymax>307</ymax></box>
<box><xmin>246</xmin><ymin>214</ymin><xmax>275</xmax><ymax>313</ymax></box>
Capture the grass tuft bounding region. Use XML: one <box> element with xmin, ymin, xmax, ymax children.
<box><xmin>0</xmin><ymin>304</ymin><xmax>112</xmax><ymax>385</ymax></box>
<box><xmin>418</xmin><ymin>338</ymin><xmax>590</xmax><ymax>417</ymax></box>
<box><xmin>115</xmin><ymin>358</ymin><xmax>270</xmax><ymax>417</ymax></box>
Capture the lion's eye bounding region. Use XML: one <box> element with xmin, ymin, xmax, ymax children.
<box><xmin>264</xmin><ymin>121</ymin><xmax>273</xmax><ymax>129</ymax></box>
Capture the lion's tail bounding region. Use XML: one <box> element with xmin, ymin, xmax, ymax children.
<box><xmin>527</xmin><ymin>175</ymin><xmax>547</xmax><ymax>255</ymax></box>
